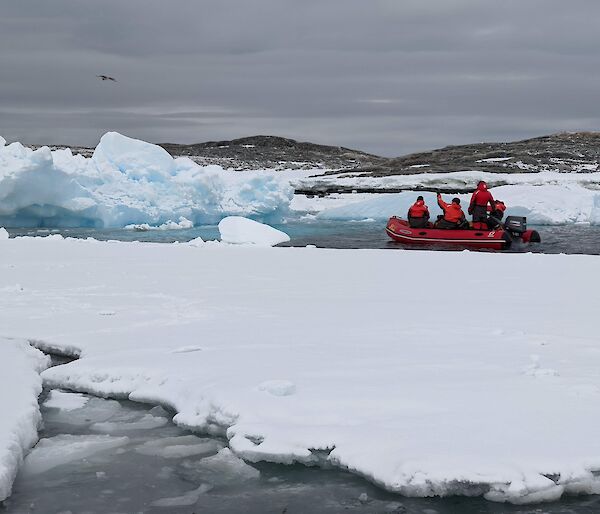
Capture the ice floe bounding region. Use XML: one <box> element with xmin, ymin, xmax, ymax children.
<box><xmin>43</xmin><ymin>390</ymin><xmax>89</xmax><ymax>411</ymax></box>
<box><xmin>20</xmin><ymin>434</ymin><xmax>129</xmax><ymax>476</ymax></box>
<box><xmin>135</xmin><ymin>435</ymin><xmax>223</xmax><ymax>459</ymax></box>
<box><xmin>2</xmin><ymin>220</ymin><xmax>600</xmax><ymax>504</ymax></box>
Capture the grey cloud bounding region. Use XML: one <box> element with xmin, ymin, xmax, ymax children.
<box><xmin>0</xmin><ymin>0</ymin><xmax>599</xmax><ymax>156</ymax></box>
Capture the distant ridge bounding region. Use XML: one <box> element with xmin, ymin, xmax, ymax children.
<box><xmin>160</xmin><ymin>135</ymin><xmax>381</xmax><ymax>171</ymax></box>
<box><xmin>33</xmin><ymin>132</ymin><xmax>600</xmax><ymax>176</ymax></box>
<box><xmin>161</xmin><ymin>132</ymin><xmax>600</xmax><ymax>175</ymax></box>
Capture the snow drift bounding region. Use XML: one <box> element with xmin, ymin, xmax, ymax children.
<box><xmin>2</xmin><ymin>236</ymin><xmax>600</xmax><ymax>504</ymax></box>
<box><xmin>0</xmin><ymin>132</ymin><xmax>293</xmax><ymax>228</ymax></box>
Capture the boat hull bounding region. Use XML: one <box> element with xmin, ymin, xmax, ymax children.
<box><xmin>385</xmin><ymin>217</ymin><xmax>508</xmax><ymax>249</ymax></box>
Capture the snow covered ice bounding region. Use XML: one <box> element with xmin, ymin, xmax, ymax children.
<box><xmin>0</xmin><ymin>339</ymin><xmax>49</xmax><ymax>501</ymax></box>
<box><xmin>1</xmin><ymin>235</ymin><xmax>600</xmax><ymax>504</ymax></box>
<box><xmin>310</xmin><ymin>185</ymin><xmax>600</xmax><ymax>225</ymax></box>
<box><xmin>2</xmin><ymin>132</ymin><xmax>600</xmax><ymax>505</ymax></box>
<box><xmin>43</xmin><ymin>390</ymin><xmax>89</xmax><ymax>411</ymax></box>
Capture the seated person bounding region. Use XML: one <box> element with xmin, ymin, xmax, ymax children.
<box><xmin>435</xmin><ymin>193</ymin><xmax>468</xmax><ymax>229</ymax></box>
<box><xmin>487</xmin><ymin>200</ymin><xmax>506</xmax><ymax>229</ymax></box>
<box><xmin>407</xmin><ymin>195</ymin><xmax>430</xmax><ymax>228</ymax></box>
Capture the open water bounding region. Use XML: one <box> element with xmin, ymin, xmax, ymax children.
<box><xmin>4</xmin><ymin>381</ymin><xmax>600</xmax><ymax>514</ymax></box>
<box><xmin>6</xmin><ymin>221</ymin><xmax>600</xmax><ymax>255</ymax></box>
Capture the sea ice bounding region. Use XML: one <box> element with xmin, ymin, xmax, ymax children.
<box><xmin>149</xmin><ymin>483</ymin><xmax>212</xmax><ymax>507</ymax></box>
<box><xmin>42</xmin><ymin>397</ymin><xmax>123</xmax><ymax>427</ymax></box>
<box><xmin>90</xmin><ymin>414</ymin><xmax>168</xmax><ymax>433</ymax></box>
<box><xmin>43</xmin><ymin>390</ymin><xmax>89</xmax><ymax>411</ymax></box>
<box><xmin>0</xmin><ymin>338</ymin><xmax>49</xmax><ymax>501</ymax></box>
<box><xmin>178</xmin><ymin>448</ymin><xmax>260</xmax><ymax>486</ymax></box>
<box><xmin>135</xmin><ymin>435</ymin><xmax>223</xmax><ymax>459</ymax></box>
<box><xmin>124</xmin><ymin>216</ymin><xmax>194</xmax><ymax>231</ymax></box>
<box><xmin>2</xmin><ymin>236</ymin><xmax>600</xmax><ymax>503</ymax></box>
<box><xmin>20</xmin><ymin>434</ymin><xmax>129</xmax><ymax>476</ymax></box>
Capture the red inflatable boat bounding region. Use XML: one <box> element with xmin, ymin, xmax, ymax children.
<box><xmin>386</xmin><ymin>216</ymin><xmax>540</xmax><ymax>250</ymax></box>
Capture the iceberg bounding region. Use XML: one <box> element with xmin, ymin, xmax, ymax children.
<box><xmin>0</xmin><ymin>132</ymin><xmax>294</xmax><ymax>228</ymax></box>
<box><xmin>218</xmin><ymin>216</ymin><xmax>290</xmax><ymax>246</ymax></box>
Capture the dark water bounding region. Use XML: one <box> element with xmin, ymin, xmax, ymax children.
<box><xmin>6</xmin><ymin>221</ymin><xmax>600</xmax><ymax>255</ymax></box>
<box><xmin>4</xmin><ymin>390</ymin><xmax>600</xmax><ymax>514</ymax></box>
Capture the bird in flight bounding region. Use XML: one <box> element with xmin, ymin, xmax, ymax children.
<box><xmin>97</xmin><ymin>75</ymin><xmax>117</xmax><ymax>82</ymax></box>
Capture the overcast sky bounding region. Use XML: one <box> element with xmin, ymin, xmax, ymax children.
<box><xmin>1</xmin><ymin>0</ymin><xmax>600</xmax><ymax>156</ymax></box>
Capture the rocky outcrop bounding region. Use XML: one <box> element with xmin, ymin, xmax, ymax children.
<box><xmin>160</xmin><ymin>135</ymin><xmax>382</xmax><ymax>171</ymax></box>
<box><xmin>33</xmin><ymin>132</ymin><xmax>600</xmax><ymax>177</ymax></box>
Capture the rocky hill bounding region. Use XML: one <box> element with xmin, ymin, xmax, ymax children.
<box><xmin>352</xmin><ymin>132</ymin><xmax>600</xmax><ymax>176</ymax></box>
<box><xmin>161</xmin><ymin>132</ymin><xmax>600</xmax><ymax>176</ymax></box>
<box><xmin>33</xmin><ymin>132</ymin><xmax>600</xmax><ymax>178</ymax></box>
<box><xmin>160</xmin><ymin>135</ymin><xmax>382</xmax><ymax>171</ymax></box>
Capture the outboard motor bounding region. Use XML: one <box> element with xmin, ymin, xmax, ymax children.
<box><xmin>504</xmin><ymin>215</ymin><xmax>541</xmax><ymax>244</ymax></box>
<box><xmin>504</xmin><ymin>216</ymin><xmax>527</xmax><ymax>235</ymax></box>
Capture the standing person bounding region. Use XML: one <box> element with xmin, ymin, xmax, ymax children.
<box><xmin>407</xmin><ymin>195</ymin><xmax>430</xmax><ymax>228</ymax></box>
<box><xmin>435</xmin><ymin>193</ymin><xmax>467</xmax><ymax>229</ymax></box>
<box><xmin>469</xmin><ymin>181</ymin><xmax>495</xmax><ymax>230</ymax></box>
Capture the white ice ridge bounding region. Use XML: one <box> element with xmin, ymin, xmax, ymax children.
<box><xmin>2</xmin><ymin>237</ymin><xmax>600</xmax><ymax>503</ymax></box>
<box><xmin>0</xmin><ymin>338</ymin><xmax>49</xmax><ymax>501</ymax></box>
<box><xmin>0</xmin><ymin>132</ymin><xmax>294</xmax><ymax>228</ymax></box>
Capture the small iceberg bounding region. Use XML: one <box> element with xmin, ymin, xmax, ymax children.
<box><xmin>218</xmin><ymin>216</ymin><xmax>290</xmax><ymax>246</ymax></box>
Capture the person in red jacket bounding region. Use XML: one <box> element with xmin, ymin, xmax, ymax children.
<box><xmin>469</xmin><ymin>181</ymin><xmax>495</xmax><ymax>230</ymax></box>
<box><xmin>487</xmin><ymin>199</ymin><xmax>506</xmax><ymax>229</ymax></box>
<box><xmin>407</xmin><ymin>195</ymin><xmax>430</xmax><ymax>228</ymax></box>
<box><xmin>435</xmin><ymin>193</ymin><xmax>467</xmax><ymax>229</ymax></box>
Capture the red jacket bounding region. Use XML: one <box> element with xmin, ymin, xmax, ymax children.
<box><xmin>408</xmin><ymin>200</ymin><xmax>429</xmax><ymax>218</ymax></box>
<box><xmin>437</xmin><ymin>197</ymin><xmax>465</xmax><ymax>223</ymax></box>
<box><xmin>469</xmin><ymin>182</ymin><xmax>495</xmax><ymax>211</ymax></box>
<box><xmin>488</xmin><ymin>200</ymin><xmax>506</xmax><ymax>213</ymax></box>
